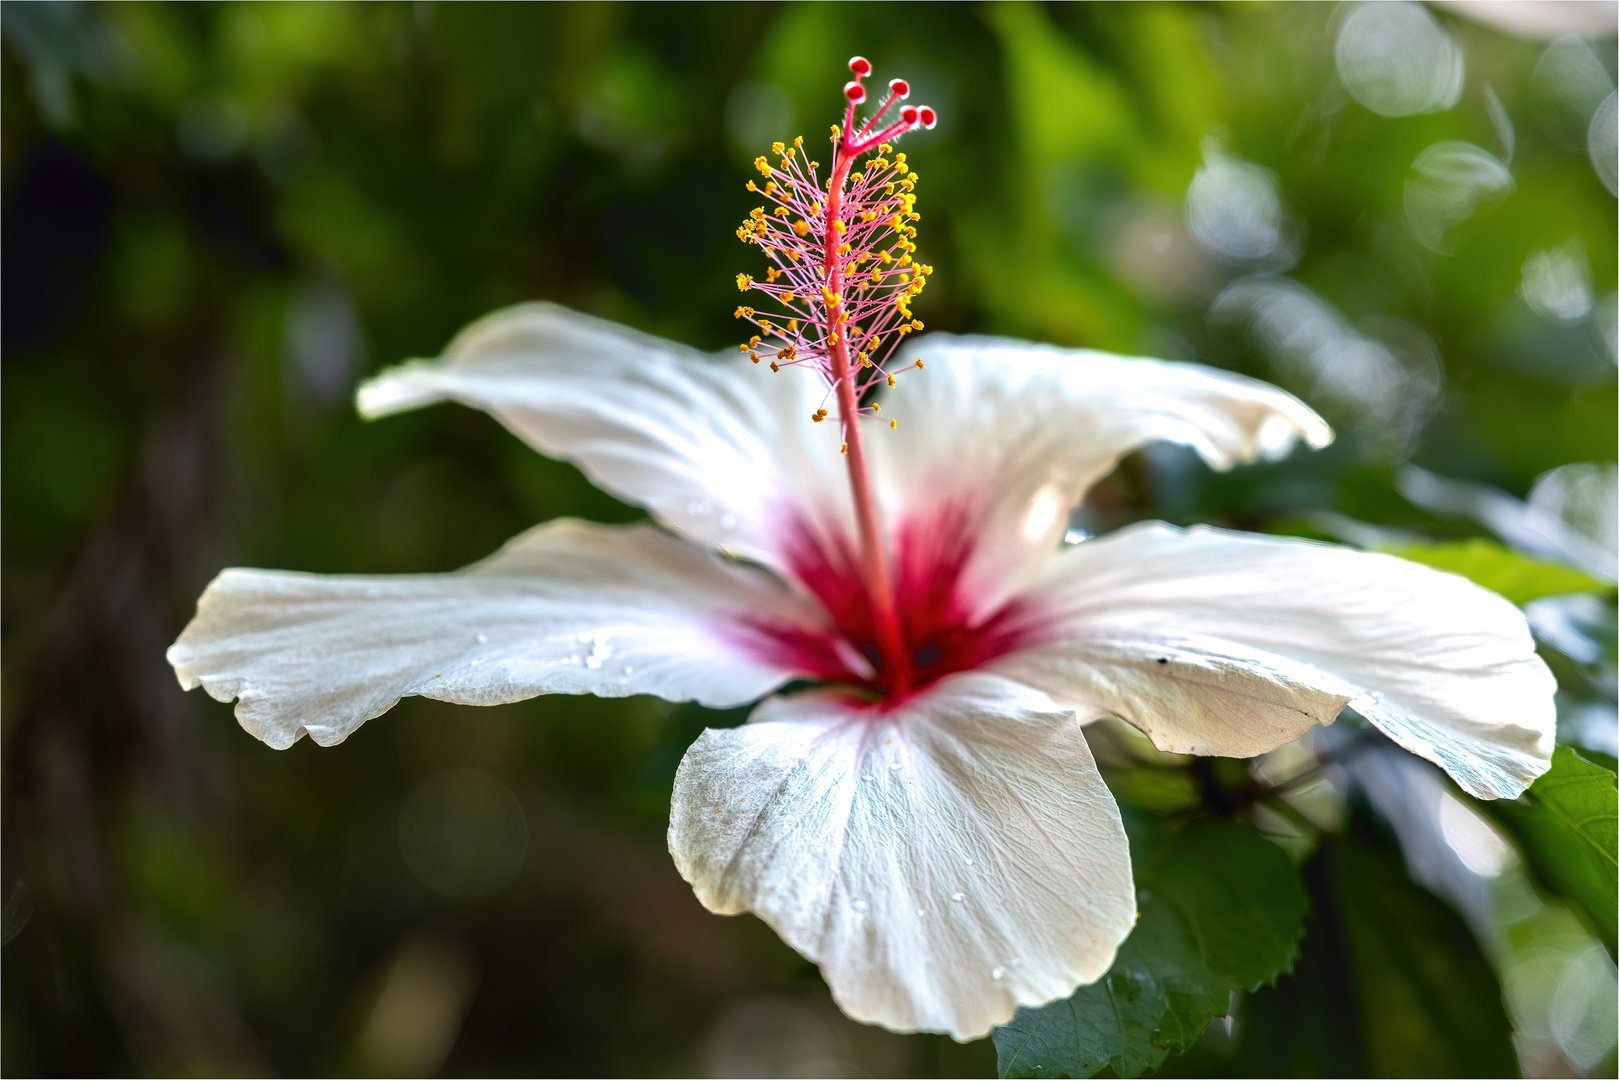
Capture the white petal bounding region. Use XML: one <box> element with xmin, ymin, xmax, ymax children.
<box><xmin>668</xmin><ymin>672</ymin><xmax>1135</xmax><ymax>1040</ymax></box>
<box><xmin>168</xmin><ymin>520</ymin><xmax>820</xmax><ymax>749</ymax></box>
<box><xmin>875</xmin><ymin>336</ymin><xmax>1333</xmax><ymax>609</ymax></box>
<box><xmin>356</xmin><ymin>302</ymin><xmax>848</xmax><ymax>571</ymax></box>
<box><xmin>997</xmin><ymin>523</ymin><xmax>1556</xmax><ymax>799</ymax></box>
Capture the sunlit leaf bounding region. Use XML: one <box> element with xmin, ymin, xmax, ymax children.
<box><xmin>1380</xmin><ymin>538</ymin><xmax>1610</xmax><ymax>606</ymax></box>
<box><xmin>1487</xmin><ymin>746</ymin><xmax>1618</xmax><ymax>950</ymax></box>
<box><xmin>994</xmin><ymin>820</ymin><xmax>1307</xmax><ymax>1078</ymax></box>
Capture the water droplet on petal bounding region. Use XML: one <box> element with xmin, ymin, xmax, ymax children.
<box><xmin>951</xmin><ymin>892</ymin><xmax>964</xmax><ymax>902</ymax></box>
<box><xmin>888</xmin><ymin>763</ymin><xmax>901</xmax><ymax>771</ymax></box>
<box><xmin>964</xmin><ymin>857</ymin><xmax>974</xmax><ymax>866</ymax></box>
<box><xmin>720</xmin><ymin>513</ymin><xmax>738</xmax><ymax>529</ymax></box>
<box><xmin>623</xmin><ymin>666</ymin><xmax>633</xmax><ymax>675</ymax></box>
<box><xmin>917</xmin><ymin>908</ymin><xmax>926</xmax><ymax>917</ymax></box>
<box><xmin>851</xmin><ymin>899</ymin><xmax>867</xmax><ymax>911</ymax></box>
<box><xmin>992</xmin><ymin>967</ymin><xmax>1005</xmax><ymax>981</ymax></box>
<box><xmin>475</xmin><ymin>633</ymin><xmax>488</xmax><ymax>644</ymax></box>
<box><xmin>862</xmin><ymin>775</ymin><xmax>872</xmax><ymax>782</ymax></box>
<box><xmin>585</xmin><ymin>656</ymin><xmax>604</xmax><ymax>669</ymax></box>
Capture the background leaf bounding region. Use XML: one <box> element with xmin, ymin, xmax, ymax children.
<box><xmin>994</xmin><ymin>820</ymin><xmax>1308</xmax><ymax>1078</ymax></box>
<box><xmin>1381</xmin><ymin>539</ymin><xmax>1612</xmax><ymax>606</ymax></box>
<box><xmin>1337</xmin><ymin>829</ymin><xmax>1520</xmax><ymax>1078</ymax></box>
<box><xmin>1487</xmin><ymin>746</ymin><xmax>1619</xmax><ymax>951</ymax></box>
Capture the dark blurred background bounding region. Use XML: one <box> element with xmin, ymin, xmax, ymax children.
<box><xmin>2</xmin><ymin>3</ymin><xmax>1614</xmax><ymax>1076</ymax></box>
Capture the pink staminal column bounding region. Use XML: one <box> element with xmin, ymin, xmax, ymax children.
<box><xmin>734</xmin><ymin>56</ymin><xmax>938</xmax><ymax>695</ymax></box>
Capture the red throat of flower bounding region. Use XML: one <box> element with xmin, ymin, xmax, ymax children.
<box><xmin>735</xmin><ymin>57</ymin><xmax>939</xmax><ymax>698</ymax></box>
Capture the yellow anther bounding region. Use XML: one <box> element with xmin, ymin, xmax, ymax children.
<box><xmin>750</xmin><ymin>352</ymin><xmax>760</xmax><ymax>363</ymax></box>
<box><xmin>880</xmin><ymin>143</ymin><xmax>893</xmax><ymax>154</ymax></box>
<box><xmin>881</xmin><ymin>252</ymin><xmax>893</xmax><ymax>265</ymax></box>
<box><xmin>890</xmin><ymin>419</ymin><xmax>897</xmax><ymax>429</ymax></box>
<box><xmin>748</xmin><ymin>335</ymin><xmax>761</xmax><ymax>347</ymax></box>
<box><xmin>772</xmin><ymin>141</ymin><xmax>785</xmax><ymax>155</ymax></box>
<box><xmin>861</xmin><ymin>211</ymin><xmax>876</xmax><ymax>223</ymax></box>
<box><xmin>746</xmin><ymin>180</ymin><xmax>757</xmax><ymax>192</ymax></box>
<box><xmin>736</xmin><ymin>273</ymin><xmax>754</xmax><ymax>291</ymax></box>
<box><xmin>773</xmin><ymin>206</ymin><xmax>790</xmax><ymax>217</ymax></box>
<box><xmin>765</xmin><ymin>181</ymin><xmax>778</xmax><ymax>195</ymax></box>
<box><xmin>754</xmin><ymin>156</ymin><xmax>772</xmax><ymax>177</ymax></box>
<box><xmin>834</xmin><ymin>220</ymin><xmax>846</xmax><ymax>234</ymax></box>
<box><xmin>733</xmin><ymin>306</ymin><xmax>755</xmax><ymax>319</ymax></box>
<box><xmin>897</xmin><ymin>163</ymin><xmax>909</xmax><ymax>175</ymax></box>
<box><xmin>793</xmin><ymin>220</ymin><xmax>810</xmax><ymax>237</ymax></box>
<box><xmin>887</xmin><ymin>374</ymin><xmax>897</xmax><ymax>387</ymax></box>
<box><xmin>912</xmin><ymin>319</ymin><xmax>924</xmax><ymax>330</ymax></box>
<box><xmin>899</xmin><ymin>254</ymin><xmax>912</xmax><ymax>267</ymax></box>
<box><xmin>829</xmin><ymin>331</ymin><xmax>840</xmax><ymax>345</ymax></box>
<box><xmin>794</xmin><ymin>135</ymin><xmax>804</xmax><ymax>148</ymax></box>
<box><xmin>869</xmin><ymin>271</ymin><xmax>881</xmax><ymax>285</ymax></box>
<box><xmin>872</xmin><ymin>402</ymin><xmax>881</xmax><ymax>412</ymax></box>
<box><xmin>861</xmin><ymin>355</ymin><xmax>873</xmax><ymax>368</ymax></box>
<box><xmin>841</xmin><ymin>442</ymin><xmax>848</xmax><ymax>454</ymax></box>
<box><xmin>776</xmin><ymin>345</ymin><xmax>796</xmax><ymax>360</ymax></box>
<box><xmin>838</xmin><ymin>243</ymin><xmax>851</xmax><ymax>256</ymax></box>
<box><xmin>770</xmin><ymin>361</ymin><xmax>780</xmax><ymax>372</ymax></box>
<box><xmin>915</xmin><ymin>359</ymin><xmax>925</xmax><ymax>369</ymax></box>
<box><xmin>787</xmin><ymin>319</ymin><xmax>799</xmax><ymax>331</ymax></box>
<box><xmin>782</xmin><ymin>292</ymin><xmax>796</xmax><ymax>303</ymax></box>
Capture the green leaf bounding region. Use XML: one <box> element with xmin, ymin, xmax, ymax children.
<box><xmin>1337</xmin><ymin>833</ymin><xmax>1519</xmax><ymax>1077</ymax></box>
<box><xmin>993</xmin><ymin>820</ymin><xmax>1308</xmax><ymax>1078</ymax></box>
<box><xmin>1379</xmin><ymin>538</ymin><xmax>1610</xmax><ymax>606</ymax></box>
<box><xmin>1487</xmin><ymin>746</ymin><xmax>1618</xmax><ymax>950</ymax></box>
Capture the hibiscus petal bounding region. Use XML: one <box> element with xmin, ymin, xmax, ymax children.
<box><xmin>356</xmin><ymin>302</ymin><xmax>848</xmax><ymax>571</ymax></box>
<box><xmin>168</xmin><ymin>520</ymin><xmax>821</xmax><ymax>749</ymax></box>
<box><xmin>997</xmin><ymin>523</ymin><xmax>1556</xmax><ymax>799</ymax></box>
<box><xmin>876</xmin><ymin>336</ymin><xmax>1333</xmax><ymax>609</ymax></box>
<box><xmin>668</xmin><ymin>672</ymin><xmax>1135</xmax><ymax>1040</ymax></box>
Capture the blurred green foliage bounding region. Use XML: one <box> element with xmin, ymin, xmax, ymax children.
<box><xmin>1</xmin><ymin>2</ymin><xmax>1614</xmax><ymax>1077</ymax></box>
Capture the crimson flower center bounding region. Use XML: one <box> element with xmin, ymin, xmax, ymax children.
<box><xmin>741</xmin><ymin>507</ymin><xmax>1039</xmax><ymax>704</ymax></box>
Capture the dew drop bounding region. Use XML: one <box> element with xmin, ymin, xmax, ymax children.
<box><xmin>585</xmin><ymin>655</ymin><xmax>604</xmax><ymax>669</ymax></box>
<box><xmin>475</xmin><ymin>633</ymin><xmax>488</xmax><ymax>644</ymax></box>
<box><xmin>951</xmin><ymin>892</ymin><xmax>964</xmax><ymax>902</ymax></box>
<box><xmin>964</xmin><ymin>857</ymin><xmax>974</xmax><ymax>866</ymax></box>
<box><xmin>720</xmin><ymin>513</ymin><xmax>738</xmax><ymax>529</ymax></box>
<box><xmin>862</xmin><ymin>775</ymin><xmax>872</xmax><ymax>782</ymax></box>
<box><xmin>623</xmin><ymin>666</ymin><xmax>633</xmax><ymax>675</ymax></box>
<box><xmin>917</xmin><ymin>908</ymin><xmax>927</xmax><ymax>917</ymax></box>
<box><xmin>851</xmin><ymin>899</ymin><xmax>867</xmax><ymax>911</ymax></box>
<box><xmin>888</xmin><ymin>763</ymin><xmax>902</xmax><ymax>771</ymax></box>
<box><xmin>992</xmin><ymin>967</ymin><xmax>1005</xmax><ymax>981</ymax></box>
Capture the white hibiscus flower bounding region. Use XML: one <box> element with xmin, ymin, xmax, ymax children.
<box><xmin>166</xmin><ymin>59</ymin><xmax>1555</xmax><ymax>1042</ymax></box>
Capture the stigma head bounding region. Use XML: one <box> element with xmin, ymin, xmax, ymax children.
<box><xmin>849</xmin><ymin>56</ymin><xmax>873</xmax><ymax>77</ymax></box>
